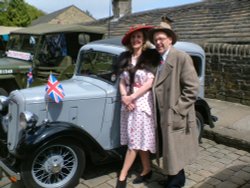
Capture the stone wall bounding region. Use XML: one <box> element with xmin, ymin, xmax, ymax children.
<box><xmin>50</xmin><ymin>6</ymin><xmax>94</xmax><ymax>24</ymax></box>
<box><xmin>203</xmin><ymin>43</ymin><xmax>250</xmax><ymax>105</ymax></box>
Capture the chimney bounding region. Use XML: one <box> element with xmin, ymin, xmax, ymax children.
<box><xmin>112</xmin><ymin>0</ymin><xmax>131</xmax><ymax>19</ymax></box>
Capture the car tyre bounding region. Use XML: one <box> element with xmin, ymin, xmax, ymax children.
<box><xmin>196</xmin><ymin>111</ymin><xmax>204</xmax><ymax>144</ymax></box>
<box><xmin>0</xmin><ymin>88</ymin><xmax>8</xmax><ymax>96</ymax></box>
<box><xmin>0</xmin><ymin>114</ymin><xmax>6</xmax><ymax>139</ymax></box>
<box><xmin>21</xmin><ymin>140</ymin><xmax>85</xmax><ymax>188</ymax></box>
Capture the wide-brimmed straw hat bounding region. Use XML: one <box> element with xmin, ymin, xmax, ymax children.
<box><xmin>149</xmin><ymin>15</ymin><xmax>177</xmax><ymax>45</ymax></box>
<box><xmin>121</xmin><ymin>24</ymin><xmax>154</xmax><ymax>46</ymax></box>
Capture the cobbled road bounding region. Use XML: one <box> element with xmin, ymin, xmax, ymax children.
<box><xmin>1</xmin><ymin>138</ymin><xmax>250</xmax><ymax>188</ymax></box>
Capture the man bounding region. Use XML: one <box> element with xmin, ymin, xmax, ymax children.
<box><xmin>150</xmin><ymin>15</ymin><xmax>200</xmax><ymax>188</ymax></box>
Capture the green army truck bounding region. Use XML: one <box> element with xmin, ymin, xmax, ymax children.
<box><xmin>0</xmin><ymin>23</ymin><xmax>106</xmax><ymax>96</ymax></box>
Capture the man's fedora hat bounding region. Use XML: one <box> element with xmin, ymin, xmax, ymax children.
<box><xmin>121</xmin><ymin>24</ymin><xmax>154</xmax><ymax>46</ymax></box>
<box><xmin>149</xmin><ymin>15</ymin><xmax>177</xmax><ymax>45</ymax></box>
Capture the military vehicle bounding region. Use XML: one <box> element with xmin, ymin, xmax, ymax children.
<box><xmin>0</xmin><ymin>23</ymin><xmax>105</xmax><ymax>96</ymax></box>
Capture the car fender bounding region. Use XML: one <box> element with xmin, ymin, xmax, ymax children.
<box><xmin>15</xmin><ymin>121</ymin><xmax>108</xmax><ymax>162</ymax></box>
<box><xmin>195</xmin><ymin>97</ymin><xmax>217</xmax><ymax>128</ymax></box>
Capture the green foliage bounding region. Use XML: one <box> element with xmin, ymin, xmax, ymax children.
<box><xmin>6</xmin><ymin>0</ymin><xmax>31</xmax><ymax>26</ymax></box>
<box><xmin>0</xmin><ymin>0</ymin><xmax>8</xmax><ymax>11</ymax></box>
<box><xmin>85</xmin><ymin>10</ymin><xmax>93</xmax><ymax>18</ymax></box>
<box><xmin>0</xmin><ymin>0</ymin><xmax>8</xmax><ymax>24</ymax></box>
<box><xmin>0</xmin><ymin>0</ymin><xmax>45</xmax><ymax>27</ymax></box>
<box><xmin>26</xmin><ymin>3</ymin><xmax>45</xmax><ymax>21</ymax></box>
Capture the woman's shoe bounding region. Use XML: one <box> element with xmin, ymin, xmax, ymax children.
<box><xmin>132</xmin><ymin>170</ymin><xmax>152</xmax><ymax>184</ymax></box>
<box><xmin>115</xmin><ymin>178</ymin><xmax>127</xmax><ymax>188</ymax></box>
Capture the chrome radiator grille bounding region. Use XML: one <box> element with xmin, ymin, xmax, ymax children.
<box><xmin>7</xmin><ymin>100</ymin><xmax>19</xmax><ymax>151</ymax></box>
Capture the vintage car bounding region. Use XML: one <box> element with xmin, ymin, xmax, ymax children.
<box><xmin>0</xmin><ymin>23</ymin><xmax>105</xmax><ymax>96</ymax></box>
<box><xmin>0</xmin><ymin>37</ymin><xmax>216</xmax><ymax>188</ymax></box>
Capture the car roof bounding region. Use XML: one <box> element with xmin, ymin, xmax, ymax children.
<box><xmin>10</xmin><ymin>23</ymin><xmax>106</xmax><ymax>35</ymax></box>
<box><xmin>86</xmin><ymin>37</ymin><xmax>205</xmax><ymax>57</ymax></box>
<box><xmin>90</xmin><ymin>37</ymin><xmax>123</xmax><ymax>47</ymax></box>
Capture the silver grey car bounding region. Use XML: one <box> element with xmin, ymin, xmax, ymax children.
<box><xmin>0</xmin><ymin>37</ymin><xmax>216</xmax><ymax>188</ymax></box>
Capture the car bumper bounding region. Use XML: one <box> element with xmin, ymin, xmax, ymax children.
<box><xmin>0</xmin><ymin>159</ymin><xmax>20</xmax><ymax>182</ymax></box>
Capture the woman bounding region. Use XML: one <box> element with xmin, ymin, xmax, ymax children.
<box><xmin>116</xmin><ymin>25</ymin><xmax>161</xmax><ymax>188</ymax></box>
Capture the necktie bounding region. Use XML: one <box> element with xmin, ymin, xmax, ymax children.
<box><xmin>160</xmin><ymin>56</ymin><xmax>164</xmax><ymax>65</ymax></box>
<box><xmin>157</xmin><ymin>56</ymin><xmax>164</xmax><ymax>77</ymax></box>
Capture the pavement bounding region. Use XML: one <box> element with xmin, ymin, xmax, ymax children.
<box><xmin>203</xmin><ymin>98</ymin><xmax>250</xmax><ymax>152</ymax></box>
<box><xmin>1</xmin><ymin>98</ymin><xmax>250</xmax><ymax>188</ymax></box>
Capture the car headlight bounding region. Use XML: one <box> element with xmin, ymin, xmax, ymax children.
<box><xmin>0</xmin><ymin>96</ymin><xmax>9</xmax><ymax>111</ymax></box>
<box><xmin>2</xmin><ymin>114</ymin><xmax>11</xmax><ymax>133</ymax></box>
<box><xmin>19</xmin><ymin>111</ymin><xmax>38</xmax><ymax>130</ymax></box>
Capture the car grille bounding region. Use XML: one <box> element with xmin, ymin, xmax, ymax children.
<box><xmin>8</xmin><ymin>100</ymin><xmax>19</xmax><ymax>151</ymax></box>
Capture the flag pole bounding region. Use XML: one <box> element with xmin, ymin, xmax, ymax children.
<box><xmin>45</xmin><ymin>72</ymin><xmax>51</xmax><ymax>120</ymax></box>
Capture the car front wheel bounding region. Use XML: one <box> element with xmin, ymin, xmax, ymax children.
<box><xmin>21</xmin><ymin>140</ymin><xmax>85</xmax><ymax>188</ymax></box>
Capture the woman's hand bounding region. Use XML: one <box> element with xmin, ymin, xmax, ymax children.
<box><xmin>121</xmin><ymin>95</ymin><xmax>134</xmax><ymax>106</ymax></box>
<box><xmin>126</xmin><ymin>103</ymin><xmax>135</xmax><ymax>111</ymax></box>
<box><xmin>121</xmin><ymin>95</ymin><xmax>135</xmax><ymax>111</ymax></box>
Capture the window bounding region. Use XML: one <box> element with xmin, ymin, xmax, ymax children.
<box><xmin>78</xmin><ymin>50</ymin><xmax>118</xmax><ymax>83</ymax></box>
<box><xmin>190</xmin><ymin>55</ymin><xmax>202</xmax><ymax>77</ymax></box>
<box><xmin>8</xmin><ymin>35</ymin><xmax>21</xmax><ymax>50</ymax></box>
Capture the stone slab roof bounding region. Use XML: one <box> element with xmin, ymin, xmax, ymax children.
<box><xmin>85</xmin><ymin>0</ymin><xmax>250</xmax><ymax>45</ymax></box>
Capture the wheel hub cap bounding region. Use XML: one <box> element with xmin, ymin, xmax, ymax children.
<box><xmin>45</xmin><ymin>155</ymin><xmax>64</xmax><ymax>174</ymax></box>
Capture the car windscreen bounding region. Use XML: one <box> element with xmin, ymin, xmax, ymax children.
<box><xmin>7</xmin><ymin>34</ymin><xmax>39</xmax><ymax>53</ymax></box>
<box><xmin>76</xmin><ymin>49</ymin><xmax>118</xmax><ymax>84</ymax></box>
<box><xmin>5</xmin><ymin>34</ymin><xmax>39</xmax><ymax>61</ymax></box>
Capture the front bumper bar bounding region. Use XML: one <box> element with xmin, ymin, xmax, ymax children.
<box><xmin>0</xmin><ymin>160</ymin><xmax>20</xmax><ymax>181</ymax></box>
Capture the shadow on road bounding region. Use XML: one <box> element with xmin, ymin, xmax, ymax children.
<box><xmin>193</xmin><ymin>164</ymin><xmax>250</xmax><ymax>188</ymax></box>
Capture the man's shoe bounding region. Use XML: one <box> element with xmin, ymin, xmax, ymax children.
<box><xmin>132</xmin><ymin>170</ymin><xmax>152</xmax><ymax>184</ymax></box>
<box><xmin>158</xmin><ymin>179</ymin><xmax>168</xmax><ymax>186</ymax></box>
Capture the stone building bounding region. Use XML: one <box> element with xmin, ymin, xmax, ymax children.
<box><xmin>31</xmin><ymin>5</ymin><xmax>95</xmax><ymax>26</ymax></box>
<box><xmin>86</xmin><ymin>0</ymin><xmax>250</xmax><ymax>106</ymax></box>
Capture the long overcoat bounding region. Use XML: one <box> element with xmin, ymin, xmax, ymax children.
<box><xmin>152</xmin><ymin>47</ymin><xmax>200</xmax><ymax>175</ymax></box>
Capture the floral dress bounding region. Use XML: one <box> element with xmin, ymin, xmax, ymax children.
<box><xmin>120</xmin><ymin>58</ymin><xmax>156</xmax><ymax>153</ymax></box>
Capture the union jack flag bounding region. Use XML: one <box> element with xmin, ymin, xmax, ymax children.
<box><xmin>45</xmin><ymin>74</ymin><xmax>65</xmax><ymax>103</ymax></box>
<box><xmin>27</xmin><ymin>68</ymin><xmax>33</xmax><ymax>88</ymax></box>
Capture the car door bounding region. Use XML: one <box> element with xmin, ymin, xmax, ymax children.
<box><xmin>78</xmin><ymin>49</ymin><xmax>121</xmax><ymax>149</ymax></box>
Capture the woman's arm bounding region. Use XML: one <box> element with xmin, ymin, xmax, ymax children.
<box><xmin>119</xmin><ymin>78</ymin><xmax>135</xmax><ymax>111</ymax></box>
<box><xmin>119</xmin><ymin>78</ymin><xmax>127</xmax><ymax>97</ymax></box>
<box><xmin>123</xmin><ymin>77</ymin><xmax>154</xmax><ymax>105</ymax></box>
<box><xmin>131</xmin><ymin>77</ymin><xmax>154</xmax><ymax>100</ymax></box>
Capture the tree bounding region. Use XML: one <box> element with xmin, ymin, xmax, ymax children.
<box><xmin>0</xmin><ymin>0</ymin><xmax>8</xmax><ymax>24</ymax></box>
<box><xmin>85</xmin><ymin>10</ymin><xmax>93</xmax><ymax>18</ymax></box>
<box><xmin>26</xmin><ymin>3</ymin><xmax>44</xmax><ymax>21</ymax></box>
<box><xmin>0</xmin><ymin>0</ymin><xmax>45</xmax><ymax>26</ymax></box>
<box><xmin>0</xmin><ymin>0</ymin><xmax>8</xmax><ymax>12</ymax></box>
<box><xmin>6</xmin><ymin>0</ymin><xmax>30</xmax><ymax>26</ymax></box>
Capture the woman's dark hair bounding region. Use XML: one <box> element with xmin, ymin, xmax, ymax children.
<box><xmin>116</xmin><ymin>51</ymin><xmax>132</xmax><ymax>74</ymax></box>
<box><xmin>136</xmin><ymin>48</ymin><xmax>161</xmax><ymax>73</ymax></box>
<box><xmin>117</xmin><ymin>49</ymin><xmax>161</xmax><ymax>94</ymax></box>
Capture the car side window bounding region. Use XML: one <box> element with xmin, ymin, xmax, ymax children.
<box><xmin>78</xmin><ymin>50</ymin><xmax>118</xmax><ymax>83</ymax></box>
<box><xmin>190</xmin><ymin>55</ymin><xmax>202</xmax><ymax>77</ymax></box>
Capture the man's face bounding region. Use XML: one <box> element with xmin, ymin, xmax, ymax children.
<box><xmin>153</xmin><ymin>31</ymin><xmax>172</xmax><ymax>55</ymax></box>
